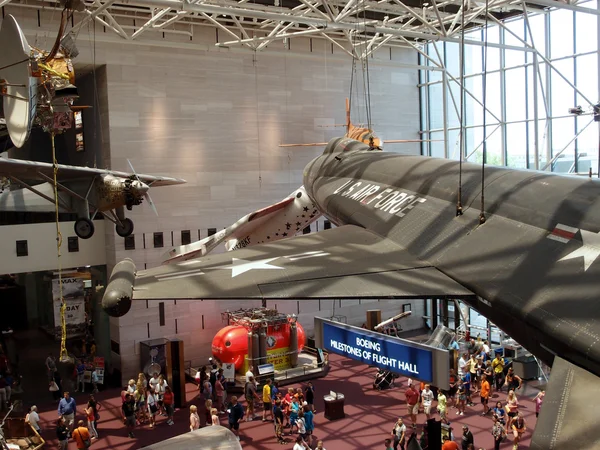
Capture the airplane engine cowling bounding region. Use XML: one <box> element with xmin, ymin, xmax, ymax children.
<box><xmin>102</xmin><ymin>258</ymin><xmax>136</xmax><ymax>317</ymax></box>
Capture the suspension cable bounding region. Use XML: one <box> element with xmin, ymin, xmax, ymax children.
<box><xmin>456</xmin><ymin>0</ymin><xmax>466</xmax><ymax>216</ymax></box>
<box><xmin>479</xmin><ymin>0</ymin><xmax>490</xmax><ymax>225</ymax></box>
<box><xmin>349</xmin><ymin>49</ymin><xmax>357</xmax><ymax>134</ymax></box>
<box><xmin>51</xmin><ymin>133</ymin><xmax>68</xmax><ymax>362</ymax></box>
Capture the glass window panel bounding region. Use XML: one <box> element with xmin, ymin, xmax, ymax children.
<box><xmin>466</xmin><ymin>127</ymin><xmax>483</xmax><ymax>163</ymax></box>
<box><xmin>429</xmin><ymin>67</ymin><xmax>442</xmax><ymax>83</ymax></box>
<box><xmin>429</xmin><ymin>82</ymin><xmax>444</xmax><ymax>129</ymax></box>
<box><xmin>575</xmin><ymin>118</ymin><xmax>599</xmax><ymax>175</ymax></box>
<box><xmin>575</xmin><ymin>11</ymin><xmax>597</xmax><ymax>54</ymax></box>
<box><xmin>468</xmin><ymin>125</ymin><xmax>503</xmax><ymax>165</ymax></box>
<box><xmin>550</xmin><ymin>9</ymin><xmax>574</xmax><ymax>59</ymax></box>
<box><xmin>445</xmin><ymin>42</ymin><xmax>460</xmax><ymax>76</ymax></box>
<box><xmin>503</xmin><ymin>18</ymin><xmax>525</xmax><ymax>48</ymax></box>
<box><xmin>504</xmin><ymin>49</ymin><xmax>525</xmax><ymax>69</ymax></box>
<box><xmin>575</xmin><ymin>54</ymin><xmax>598</xmax><ymax>108</ymax></box>
<box><xmin>551</xmin><ymin>59</ymin><xmax>575</xmax><ymax>116</ymax></box>
<box><xmin>465</xmin><ymin>35</ymin><xmax>483</xmax><ymax>75</ymax></box>
<box><xmin>551</xmin><ymin>117</ymin><xmax>577</xmax><ymax>172</ymax></box>
<box><xmin>448</xmin><ymin>82</ymin><xmax>462</xmax><ymax>128</ymax></box>
<box><xmin>430</xmin><ymin>131</ymin><xmax>445</xmax><ymax>158</ymax></box>
<box><xmin>469</xmin><ymin>308</ymin><xmax>488</xmax><ymax>340</ymax></box>
<box><xmin>447</xmin><ymin>129</ymin><xmax>461</xmax><ymax>160</ymax></box>
<box><xmin>525</xmin><ymin>13</ymin><xmax>546</xmax><ymax>57</ymax></box>
<box><xmin>506</xmin><ymin>122</ymin><xmax>528</xmax><ymax>168</ymax></box>
<box><xmin>465</xmin><ymin>76</ymin><xmax>484</xmax><ymax>127</ymax></box>
<box><xmin>505</xmin><ymin>67</ymin><xmax>527</xmax><ymax>121</ymax></box>
<box><xmin>483</xmin><ymin>72</ymin><xmax>502</xmax><ymax>124</ymax></box>
<box><xmin>484</xmin><ymin>124</ymin><xmax>504</xmax><ymax>166</ymax></box>
<box><xmin>486</xmin><ymin>26</ymin><xmax>501</xmax><ymax>72</ymax></box>
<box><xmin>528</xmin><ymin>118</ymin><xmax>548</xmax><ymax>169</ymax></box>
<box><xmin>526</xmin><ymin>64</ymin><xmax>548</xmax><ymax>121</ymax></box>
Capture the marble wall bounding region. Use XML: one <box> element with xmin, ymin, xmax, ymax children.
<box><xmin>2</xmin><ymin>9</ymin><xmax>423</xmax><ymax>382</ymax></box>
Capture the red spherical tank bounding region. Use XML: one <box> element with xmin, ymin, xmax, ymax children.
<box><xmin>212</xmin><ymin>322</ymin><xmax>306</xmax><ymax>370</ymax></box>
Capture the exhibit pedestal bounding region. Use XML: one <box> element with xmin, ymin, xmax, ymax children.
<box><xmin>323</xmin><ymin>394</ymin><xmax>345</xmax><ymax>420</ymax></box>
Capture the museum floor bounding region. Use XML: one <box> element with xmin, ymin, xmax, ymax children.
<box><xmin>33</xmin><ymin>353</ymin><xmax>539</xmax><ymax>449</ymax></box>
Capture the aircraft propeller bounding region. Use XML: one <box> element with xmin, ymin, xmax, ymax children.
<box><xmin>127</xmin><ymin>159</ymin><xmax>158</xmax><ymax>216</ymax></box>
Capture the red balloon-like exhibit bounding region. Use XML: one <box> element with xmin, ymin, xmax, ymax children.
<box><xmin>212</xmin><ymin>321</ymin><xmax>306</xmax><ymax>371</ymax></box>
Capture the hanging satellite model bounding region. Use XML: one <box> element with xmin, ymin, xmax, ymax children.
<box><xmin>0</xmin><ymin>12</ymin><xmax>81</xmax><ymax>148</ymax></box>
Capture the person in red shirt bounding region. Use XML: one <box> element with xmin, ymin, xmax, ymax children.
<box><xmin>404</xmin><ymin>384</ymin><xmax>420</xmax><ymax>425</ymax></box>
<box><xmin>163</xmin><ymin>386</ymin><xmax>175</xmax><ymax>426</ymax></box>
<box><xmin>441</xmin><ymin>436</ymin><xmax>460</xmax><ymax>450</ymax></box>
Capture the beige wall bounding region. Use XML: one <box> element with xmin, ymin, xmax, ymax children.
<box><xmin>0</xmin><ymin>221</ymin><xmax>106</xmax><ymax>274</ymax></box>
<box><xmin>3</xmin><ymin>9</ymin><xmax>422</xmax><ymax>382</ymax></box>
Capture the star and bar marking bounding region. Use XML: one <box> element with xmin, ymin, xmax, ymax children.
<box><xmin>155</xmin><ymin>250</ymin><xmax>331</xmax><ymax>281</ymax></box>
<box><xmin>549</xmin><ymin>224</ymin><xmax>600</xmax><ymax>271</ymax></box>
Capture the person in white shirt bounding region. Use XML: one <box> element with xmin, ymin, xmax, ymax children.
<box><xmin>245</xmin><ymin>365</ymin><xmax>254</xmax><ymax>383</ymax></box>
<box><xmin>146</xmin><ymin>389</ymin><xmax>157</xmax><ymax>428</ymax></box>
<box><xmin>127</xmin><ymin>379</ymin><xmax>136</xmax><ymax>394</ymax></box>
<box><xmin>421</xmin><ymin>384</ymin><xmax>434</xmax><ymax>420</ymax></box>
<box><xmin>293</xmin><ymin>435</ymin><xmax>311</xmax><ymax>450</ymax></box>
<box><xmin>26</xmin><ymin>405</ymin><xmax>41</xmax><ymax>433</ymax></box>
<box><xmin>149</xmin><ymin>373</ymin><xmax>160</xmax><ymax>392</ymax></box>
<box><xmin>155</xmin><ymin>376</ymin><xmax>168</xmax><ymax>415</ymax></box>
<box><xmin>458</xmin><ymin>353</ymin><xmax>467</xmax><ymax>377</ymax></box>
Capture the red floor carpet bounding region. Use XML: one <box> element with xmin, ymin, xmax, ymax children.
<box><xmin>34</xmin><ymin>354</ymin><xmax>537</xmax><ymax>449</ymax></box>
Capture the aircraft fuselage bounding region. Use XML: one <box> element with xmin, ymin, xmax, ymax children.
<box><xmin>304</xmin><ymin>137</ymin><xmax>600</xmax><ymax>378</ymax></box>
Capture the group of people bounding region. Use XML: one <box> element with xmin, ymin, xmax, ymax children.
<box><xmin>192</xmin><ymin>364</ymin><xmax>321</xmax><ymax>447</ymax></box>
<box><xmin>46</xmin><ymin>353</ymin><xmax>100</xmax><ymax>402</ymax></box>
<box><xmin>384</xmin><ymin>338</ymin><xmax>543</xmax><ymax>450</ymax></box>
<box><xmin>51</xmin><ymin>391</ymin><xmax>101</xmax><ymax>450</ymax></box>
<box><xmin>119</xmin><ymin>372</ymin><xmax>176</xmax><ymax>438</ymax></box>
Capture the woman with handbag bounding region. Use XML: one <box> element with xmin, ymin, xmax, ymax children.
<box><xmin>73</xmin><ymin>420</ymin><xmax>92</xmax><ymax>449</ymax></box>
<box><xmin>87</xmin><ymin>395</ymin><xmax>101</xmax><ymax>434</ymax></box>
<box><xmin>49</xmin><ymin>377</ymin><xmax>60</xmax><ymax>401</ymax></box>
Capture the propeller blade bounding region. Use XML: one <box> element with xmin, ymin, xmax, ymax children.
<box><xmin>279</xmin><ymin>142</ymin><xmax>328</xmax><ymax>148</ymax></box>
<box><xmin>127</xmin><ymin>159</ymin><xmax>141</xmax><ymax>181</ymax></box>
<box><xmin>145</xmin><ymin>192</ymin><xmax>159</xmax><ymax>216</ymax></box>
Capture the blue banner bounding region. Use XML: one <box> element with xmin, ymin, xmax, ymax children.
<box><xmin>323</xmin><ymin>322</ymin><xmax>434</xmax><ymax>382</ymax></box>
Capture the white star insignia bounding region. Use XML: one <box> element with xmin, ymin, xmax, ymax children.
<box><xmin>559</xmin><ymin>229</ymin><xmax>600</xmax><ymax>271</ymax></box>
<box><xmin>216</xmin><ymin>257</ymin><xmax>284</xmax><ymax>278</ymax></box>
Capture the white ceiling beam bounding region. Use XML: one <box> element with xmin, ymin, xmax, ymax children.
<box><xmin>218</xmin><ymin>26</ymin><xmax>326</xmax><ymax>46</ymax></box>
<box><xmin>130</xmin><ymin>7</ymin><xmax>171</xmax><ymax>39</ymax></box>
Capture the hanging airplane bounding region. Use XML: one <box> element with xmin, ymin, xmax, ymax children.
<box><xmin>279</xmin><ymin>99</ymin><xmax>434</xmax><ymax>149</ymax></box>
<box><xmin>103</xmin><ymin>135</ymin><xmax>600</xmax><ymax>449</ymax></box>
<box><xmin>162</xmin><ymin>186</ymin><xmax>321</xmax><ymax>264</ymax></box>
<box><xmin>0</xmin><ymin>157</ymin><xmax>185</xmax><ymax>239</ymax></box>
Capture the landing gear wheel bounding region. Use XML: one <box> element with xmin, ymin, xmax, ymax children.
<box><xmin>74</xmin><ymin>218</ymin><xmax>95</xmax><ymax>239</ymax></box>
<box><xmin>115</xmin><ymin>218</ymin><xmax>134</xmax><ymax>237</ymax></box>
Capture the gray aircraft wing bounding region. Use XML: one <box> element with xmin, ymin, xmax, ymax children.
<box><xmin>129</xmin><ymin>225</ymin><xmax>475</xmax><ymax>301</ymax></box>
<box><xmin>530</xmin><ymin>356</ymin><xmax>600</xmax><ymax>450</ymax></box>
<box><xmin>0</xmin><ymin>157</ymin><xmax>186</xmax><ymax>186</ymax></box>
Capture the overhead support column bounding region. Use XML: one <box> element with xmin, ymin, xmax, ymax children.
<box><xmin>430</xmin><ymin>299</ymin><xmax>439</xmax><ymax>330</ymax></box>
<box><xmin>442</xmin><ymin>70</ymin><xmax>449</xmax><ymax>159</ymax></box>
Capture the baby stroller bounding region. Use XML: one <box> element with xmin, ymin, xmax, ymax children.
<box><xmin>373</xmin><ymin>369</ymin><xmax>395</xmax><ymax>390</ymax></box>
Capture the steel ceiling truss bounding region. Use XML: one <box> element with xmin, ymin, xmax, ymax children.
<box><xmin>2</xmin><ymin>0</ymin><xmax>598</xmax><ymax>57</ymax></box>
